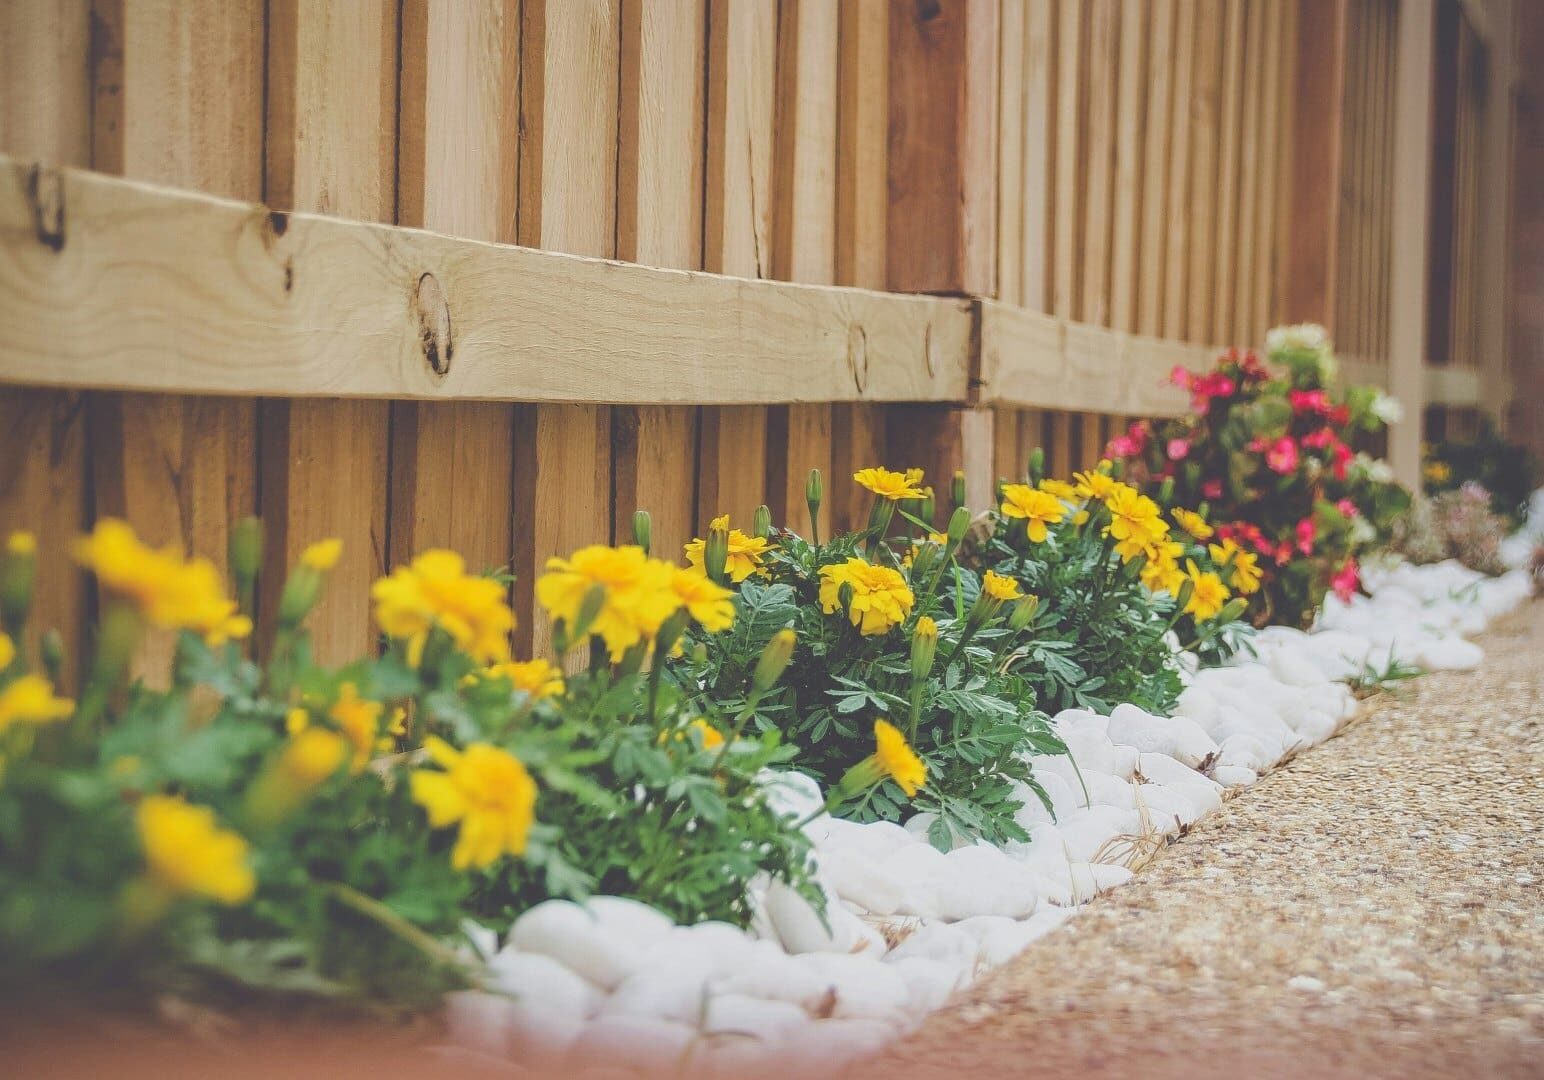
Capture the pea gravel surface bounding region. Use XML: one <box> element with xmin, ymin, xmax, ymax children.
<box><xmin>857</xmin><ymin>600</ymin><xmax>1544</xmax><ymax>1080</ymax></box>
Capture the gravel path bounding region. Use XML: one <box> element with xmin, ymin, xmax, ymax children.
<box><xmin>858</xmin><ymin>600</ymin><xmax>1544</xmax><ymax>1080</ymax></box>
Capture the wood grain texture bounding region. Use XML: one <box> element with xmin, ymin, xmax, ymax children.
<box><xmin>1079</xmin><ymin>0</ymin><xmax>1118</xmax><ymax>325</ymax></box>
<box><xmin>516</xmin><ymin>0</ymin><xmax>620</xmax><ymax>659</ymax></box>
<box><xmin>1210</xmin><ymin>0</ymin><xmax>1246</xmax><ymax>345</ymax></box>
<box><xmin>997</xmin><ymin>0</ymin><xmax>1026</xmax><ymax>306</ymax></box>
<box><xmin>263</xmin><ymin>0</ymin><xmax>396</xmax><ymax>665</ymax></box>
<box><xmin>392</xmin><ymin>0</ymin><xmax>520</xmax><ymax>612</ymax></box>
<box><xmin>0</xmin><ymin>160</ymin><xmax>975</xmax><ymax>405</ymax></box>
<box><xmin>0</xmin><ymin>0</ymin><xmax>92</xmax><ymax>681</ymax></box>
<box><xmin>614</xmin><ymin>0</ymin><xmax>706</xmax><ymax>559</ymax></box>
<box><xmin>1161</xmin><ymin>0</ymin><xmax>1196</xmax><ymax>338</ymax></box>
<box><xmin>1282</xmin><ymin>0</ymin><xmax>1348</xmax><ymax>327</ymax></box>
<box><xmin>1052</xmin><ymin>0</ymin><xmax>1084</xmax><ymax>318</ymax></box>
<box><xmin>1185</xmin><ymin>0</ymin><xmax>1222</xmax><ymax>343</ymax></box>
<box><xmin>1020</xmin><ymin>0</ymin><xmax>1054</xmax><ymax>313</ymax></box>
<box><xmin>699</xmin><ymin>0</ymin><xmax>778</xmax><ymax>531</ymax></box>
<box><xmin>1110</xmin><ymin>0</ymin><xmax>1149</xmax><ymax>334</ymax></box>
<box><xmin>1137</xmin><ymin>0</ymin><xmax>1176</xmax><ymax>336</ymax></box>
<box><xmin>89</xmin><ymin>0</ymin><xmax>264</xmax><ymax>679</ymax></box>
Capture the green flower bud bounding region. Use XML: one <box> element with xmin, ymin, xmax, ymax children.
<box><xmin>653</xmin><ymin>607</ymin><xmax>690</xmax><ymax>656</ymax></box>
<box><xmin>40</xmin><ymin>629</ymin><xmax>65</xmax><ymax>683</ymax></box>
<box><xmin>1158</xmin><ymin>476</ymin><xmax>1175</xmax><ymax>505</ymax></box>
<box><xmin>753</xmin><ymin>628</ymin><xmax>797</xmax><ymax>691</ymax></box>
<box><xmin>804</xmin><ymin>469</ymin><xmax>824</xmax><ymax>525</ymax></box>
<box><xmin>837</xmin><ymin>581</ymin><xmax>856</xmax><ymax>614</ymax></box>
<box><xmin>1028</xmin><ymin>447</ymin><xmax>1045</xmax><ymax>486</ymax></box>
<box><xmin>705</xmin><ymin>521</ymin><xmax>731</xmax><ymax>585</ymax></box>
<box><xmin>229</xmin><ymin>517</ymin><xmax>263</xmax><ymax>615</ymax></box>
<box><xmin>951</xmin><ymin>470</ymin><xmax>967</xmax><ymax>512</ymax></box>
<box><xmin>632</xmin><ymin>510</ymin><xmax>652</xmax><ymax>555</ymax></box>
<box><xmin>910</xmin><ymin>616</ymin><xmax>939</xmax><ymax>682</ymax></box>
<box><xmin>867</xmin><ymin>494</ymin><xmax>895</xmax><ymax>539</ymax></box>
<box><xmin>1172</xmin><ymin>577</ymin><xmax>1195</xmax><ymax>614</ymax></box>
<box><xmin>1217</xmin><ymin>597</ymin><xmax>1249</xmax><ymax>624</ymax></box>
<box><xmin>919</xmin><ymin>487</ymin><xmax>936</xmax><ymax>528</ymax></box>
<box><xmin>909</xmin><ymin>542</ymin><xmax>940</xmax><ymax>580</ymax></box>
<box><xmin>752</xmin><ymin>504</ymin><xmax>773</xmax><ymax>540</ymax></box>
<box><xmin>1007</xmin><ymin>594</ymin><xmax>1040</xmax><ymax>631</ymax></box>
<box><xmin>1</xmin><ymin>532</ymin><xmax>37</xmax><ymax>634</ymax></box>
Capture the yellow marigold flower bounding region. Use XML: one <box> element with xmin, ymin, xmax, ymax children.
<box><xmin>372</xmin><ymin>549</ymin><xmax>515</xmax><ymax>666</ymax></box>
<box><xmin>136</xmin><ymin>794</ymin><xmax>255</xmax><ymax>905</ymax></box>
<box><xmin>537</xmin><ymin>545</ymin><xmax>681</xmax><ymax>659</ymax></box>
<box><xmin>981</xmin><ymin>570</ymin><xmax>1023</xmax><ymax>601</ymax></box>
<box><xmin>686</xmin><ymin>718</ymin><xmax>724</xmax><ymax>751</ymax></box>
<box><xmin>1183</xmin><ymin>560</ymin><xmax>1231</xmax><ymax>621</ymax></box>
<box><xmin>1104</xmin><ymin>487</ymin><xmax>1166</xmax><ymax>548</ymax></box>
<box><xmin>670</xmin><ymin>567</ymin><xmax>736</xmax><ymax>633</ymax></box>
<box><xmin>7</xmin><ymin>532</ymin><xmax>36</xmax><ymax>556</ymax></box>
<box><xmin>0</xmin><ymin>674</ymin><xmax>74</xmax><ymax>734</ymax></box>
<box><xmin>0</xmin><ymin>632</ymin><xmax>13</xmax><ymax>670</ymax></box>
<box><xmin>999</xmin><ymin>484</ymin><xmax>1067</xmax><ymax>542</ymax></box>
<box><xmin>1423</xmin><ymin>460</ymin><xmax>1452</xmax><ymax>484</ymax></box>
<box><xmin>279</xmin><ymin>727</ymin><xmax>349</xmax><ymax>788</ymax></box>
<box><xmin>684</xmin><ymin>517</ymin><xmax>772</xmax><ymax>583</ymax></box>
<box><xmin>1072</xmin><ymin>509</ymin><xmax>1090</xmax><ymax>526</ymax></box>
<box><xmin>873</xmin><ymin>719</ymin><xmax>927</xmax><ymax>798</ymax></box>
<box><xmin>1208</xmin><ymin>539</ymin><xmax>1262</xmax><ymax>595</ymax></box>
<box><xmin>410</xmin><ymin>736</ymin><xmax>537</xmax><ymax>870</ymax></box>
<box><xmin>300</xmin><ymin>538</ymin><xmax>343</xmax><ymax>572</ymax></box>
<box><xmin>1073</xmin><ymin>469</ymin><xmax>1119</xmax><ymax>500</ymax></box>
<box><xmin>1172</xmin><ymin>508</ymin><xmax>1214</xmax><ymax>540</ymax></box>
<box><xmin>818</xmin><ymin>558</ymin><xmax>915</xmax><ymax>636</ymax></box>
<box><xmin>1140</xmin><ymin>552</ymin><xmax>1187</xmax><ymax>595</ymax></box>
<box><xmin>1038</xmin><ymin>479</ymin><xmax>1079</xmax><ymax>501</ymax></box>
<box><xmin>74</xmin><ymin>519</ymin><xmax>251</xmax><ymax>646</ymax></box>
<box><xmin>473</xmin><ymin>658</ymin><xmax>567</xmax><ymax>701</ymax></box>
<box><xmin>853</xmin><ymin>467</ymin><xmax>927</xmax><ymax>502</ymax></box>
<box><xmin>329</xmin><ymin>682</ymin><xmax>388</xmax><ymax>773</ymax></box>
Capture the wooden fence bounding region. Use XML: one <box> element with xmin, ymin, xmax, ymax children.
<box><xmin>0</xmin><ymin>0</ymin><xmax>1513</xmax><ymax>679</ymax></box>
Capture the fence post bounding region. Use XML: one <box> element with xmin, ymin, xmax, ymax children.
<box><xmin>1281</xmin><ymin>0</ymin><xmax>1349</xmax><ymax>329</ymax></box>
<box><xmin>1388</xmin><ymin>0</ymin><xmax>1436</xmax><ymax>489</ymax></box>
<box><xmin>884</xmin><ymin>0</ymin><xmax>998</xmax><ymax>515</ymax></box>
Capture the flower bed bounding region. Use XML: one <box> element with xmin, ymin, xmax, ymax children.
<box><xmin>0</xmin><ymin>327</ymin><xmax>1535</xmax><ymax>1077</ymax></box>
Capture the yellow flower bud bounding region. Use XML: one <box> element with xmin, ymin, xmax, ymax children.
<box><xmin>752</xmin><ymin>628</ymin><xmax>797</xmax><ymax>692</ymax></box>
<box><xmin>301</xmin><ymin>538</ymin><xmax>343</xmax><ymax>572</ymax></box>
<box><xmin>910</xmin><ymin>616</ymin><xmax>938</xmax><ymax>682</ymax></box>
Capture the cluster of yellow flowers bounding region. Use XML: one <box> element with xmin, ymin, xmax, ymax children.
<box><xmin>818</xmin><ymin>557</ymin><xmax>916</xmax><ymax>636</ymax></box>
<box><xmin>372</xmin><ymin>549</ymin><xmax>517</xmax><ymax>666</ymax></box>
<box><xmin>684</xmin><ymin>516</ymin><xmax>773</xmax><ymax>583</ymax></box>
<box><xmin>853</xmin><ymin>467</ymin><xmax>927</xmax><ymax>502</ymax></box>
<box><xmin>536</xmin><ymin>543</ymin><xmax>735</xmax><ymax>660</ymax></box>
<box><xmin>998</xmin><ymin>465</ymin><xmax>1240</xmax><ymax>621</ymax></box>
<box><xmin>1208</xmin><ymin>537</ymin><xmax>1263</xmax><ymax>595</ymax></box>
<box><xmin>465</xmin><ymin>657</ymin><xmax>567</xmax><ymax>701</ymax></box>
<box><xmin>74</xmin><ymin>519</ymin><xmax>251</xmax><ymax>646</ymax></box>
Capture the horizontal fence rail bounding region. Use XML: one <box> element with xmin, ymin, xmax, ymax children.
<box><xmin>0</xmin><ymin>158</ymin><xmax>972</xmax><ymax>406</ymax></box>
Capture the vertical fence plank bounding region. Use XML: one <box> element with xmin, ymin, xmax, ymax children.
<box><xmin>1210</xmin><ymin>0</ymin><xmax>1246</xmax><ymax>344</ymax></box>
<box><xmin>1137</xmin><ymin>0</ymin><xmax>1175</xmax><ymax>336</ymax></box>
<box><xmin>514</xmin><ymin>0</ymin><xmax>620</xmax><ymax>658</ymax></box>
<box><xmin>1110</xmin><ymin>0</ymin><xmax>1149</xmax><ymax>333</ymax></box>
<box><xmin>831</xmin><ymin>0</ymin><xmax>888</xmax><ymax>534</ymax></box>
<box><xmin>91</xmin><ymin>0</ymin><xmax>264</xmax><ymax>677</ymax></box>
<box><xmin>1052</xmin><ymin>0</ymin><xmax>1084</xmax><ymax>318</ymax></box>
<box><xmin>769</xmin><ymin>0</ymin><xmax>838</xmax><ymax>539</ymax></box>
<box><xmin>1258</xmin><ymin>0</ymin><xmax>1293</xmax><ymax>336</ymax></box>
<box><xmin>1021</xmin><ymin>0</ymin><xmax>1055</xmax><ymax>314</ymax></box>
<box><xmin>1232</xmin><ymin>0</ymin><xmax>1265</xmax><ymax>344</ymax></box>
<box><xmin>614</xmin><ymin>0</ymin><xmax>706</xmax><ymax>558</ymax></box>
<box><xmin>1080</xmin><ymin>0</ymin><xmax>1118</xmax><ymax>325</ymax></box>
<box><xmin>998</xmin><ymin>0</ymin><xmax>1027</xmax><ymax>307</ymax></box>
<box><xmin>263</xmin><ymin>0</ymin><xmax>396</xmax><ymax>665</ymax></box>
<box><xmin>700</xmin><ymin>0</ymin><xmax>776</xmax><ymax>530</ymax></box>
<box><xmin>1185</xmin><ymin>0</ymin><xmax>1223</xmax><ymax>342</ymax></box>
<box><xmin>1282</xmin><ymin>0</ymin><xmax>1347</xmax><ymax>327</ymax></box>
<box><xmin>1161</xmin><ymin>0</ymin><xmax>1196</xmax><ymax>338</ymax></box>
<box><xmin>393</xmin><ymin>0</ymin><xmax>520</xmax><ymax>611</ymax></box>
<box><xmin>0</xmin><ymin>1</ymin><xmax>91</xmax><ymax>682</ymax></box>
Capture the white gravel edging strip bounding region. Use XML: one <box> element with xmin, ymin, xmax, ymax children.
<box><xmin>445</xmin><ymin>558</ymin><xmax>1535</xmax><ymax>1079</ymax></box>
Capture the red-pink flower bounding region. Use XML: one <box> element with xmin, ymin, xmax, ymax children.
<box><xmin>1274</xmin><ymin>542</ymin><xmax>1294</xmax><ymax>566</ymax></box>
<box><xmin>1336</xmin><ymin>498</ymin><xmax>1358</xmax><ymax>518</ymax></box>
<box><xmin>1265</xmin><ymin>437</ymin><xmax>1299</xmax><ymax>475</ymax></box>
<box><xmin>1289</xmin><ymin>389</ymin><xmax>1330</xmax><ymax>415</ymax></box>
<box><xmin>1170</xmin><ymin>365</ymin><xmax>1195</xmax><ymax>390</ymax></box>
<box><xmin>1332</xmin><ymin>442</ymin><xmax>1352</xmax><ymax>481</ymax></box>
<box><xmin>1327</xmin><ymin>405</ymin><xmax>1351</xmax><ymax>426</ymax></box>
<box><xmin>1202</xmin><ymin>479</ymin><xmax>1224</xmax><ymax>500</ymax></box>
<box><xmin>1302</xmin><ymin>427</ymin><xmax>1335</xmax><ymax>450</ymax></box>
<box><xmin>1295</xmin><ymin>517</ymin><xmax>1317</xmax><ymax>556</ymax></box>
<box><xmin>1330</xmin><ymin>559</ymin><xmax>1360</xmax><ymax>602</ymax></box>
<box><xmin>1166</xmin><ymin>438</ymin><xmax>1191</xmax><ymax>461</ymax></box>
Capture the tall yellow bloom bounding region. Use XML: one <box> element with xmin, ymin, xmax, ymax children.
<box><xmin>0</xmin><ymin>674</ymin><xmax>74</xmax><ymax>733</ymax></box>
<box><xmin>818</xmin><ymin>558</ymin><xmax>915</xmax><ymax>636</ymax></box>
<box><xmin>472</xmin><ymin>658</ymin><xmax>567</xmax><ymax>701</ymax></box>
<box><xmin>999</xmin><ymin>484</ymin><xmax>1067</xmax><ymax>542</ymax></box>
<box><xmin>411</xmin><ymin>737</ymin><xmax>537</xmax><ymax>870</ymax></box>
<box><xmin>1073</xmin><ymin>469</ymin><xmax>1118</xmax><ymax>500</ymax></box>
<box><xmin>1139</xmin><ymin>550</ymin><xmax>1187</xmax><ymax>595</ymax></box>
<box><xmin>1038</xmin><ymin>479</ymin><xmax>1080</xmax><ymax>502</ymax></box>
<box><xmin>683</xmin><ymin>517</ymin><xmax>772</xmax><ymax>583</ymax></box>
<box><xmin>670</xmin><ymin>567</ymin><xmax>736</xmax><ymax>633</ymax></box>
<box><xmin>872</xmin><ymin>719</ymin><xmax>927</xmax><ymax>797</ymax></box>
<box><xmin>536</xmin><ymin>545</ymin><xmax>681</xmax><ymax>659</ymax></box>
<box><xmin>1171</xmin><ymin>508</ymin><xmax>1214</xmax><ymax>540</ymax></box>
<box><xmin>853</xmin><ymin>467</ymin><xmax>927</xmax><ymax>502</ymax></box>
<box><xmin>1103</xmin><ymin>487</ymin><xmax>1166</xmax><ymax>550</ymax></box>
<box><xmin>300</xmin><ymin>538</ymin><xmax>343</xmax><ymax>572</ymax></box>
<box><xmin>1183</xmin><ymin>560</ymin><xmax>1230</xmax><ymax>621</ymax></box>
<box><xmin>372</xmin><ymin>549</ymin><xmax>515</xmax><ymax>666</ymax></box>
<box><xmin>328</xmin><ymin>682</ymin><xmax>389</xmax><ymax>773</ymax></box>
<box><xmin>136</xmin><ymin>794</ymin><xmax>255</xmax><ymax>905</ymax></box>
<box><xmin>74</xmin><ymin>519</ymin><xmax>251</xmax><ymax>646</ymax></box>
<box><xmin>1208</xmin><ymin>538</ymin><xmax>1262</xmax><ymax>595</ymax></box>
<box><xmin>981</xmin><ymin>570</ymin><xmax>1023</xmax><ymax>601</ymax></box>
